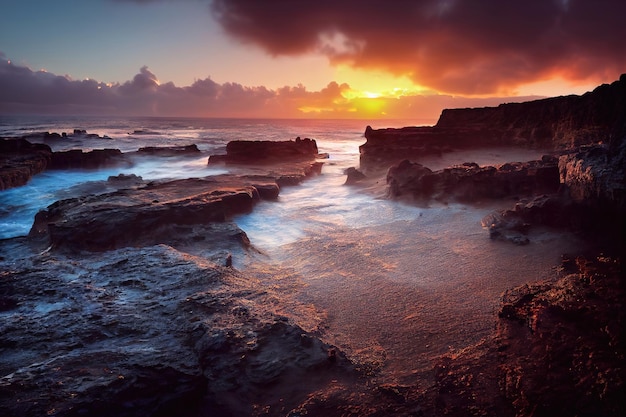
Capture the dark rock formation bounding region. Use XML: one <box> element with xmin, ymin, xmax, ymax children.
<box><xmin>28</xmin><ymin>176</ymin><xmax>280</xmax><ymax>251</ymax></box>
<box><xmin>386</xmin><ymin>157</ymin><xmax>560</xmax><ymax>202</ymax></box>
<box><xmin>0</xmin><ymin>242</ymin><xmax>351</xmax><ymax>417</ymax></box>
<box><xmin>135</xmin><ymin>144</ymin><xmax>201</xmax><ymax>156</ymax></box>
<box><xmin>344</xmin><ymin>167</ymin><xmax>367</xmax><ymax>185</ymax></box>
<box><xmin>361</xmin><ymin>74</ymin><xmax>626</xmax><ymax>168</ymax></box>
<box><xmin>0</xmin><ymin>138</ymin><xmax>52</xmax><ymax>190</ymax></box>
<box><xmin>48</xmin><ymin>148</ymin><xmax>130</xmax><ymax>170</ymax></box>
<box><xmin>419</xmin><ymin>254</ymin><xmax>625</xmax><ymax>417</ymax></box>
<box><xmin>209</xmin><ymin>137</ymin><xmax>319</xmax><ymax>164</ymax></box>
<box><xmin>22</xmin><ymin>129</ymin><xmax>111</xmax><ymax>142</ymax></box>
<box><xmin>483</xmin><ymin>139</ymin><xmax>626</xmax><ymax>247</ymax></box>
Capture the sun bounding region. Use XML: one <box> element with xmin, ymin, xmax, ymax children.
<box><xmin>334</xmin><ymin>65</ymin><xmax>429</xmax><ymax>98</ymax></box>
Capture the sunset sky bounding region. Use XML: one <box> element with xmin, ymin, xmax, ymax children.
<box><xmin>1</xmin><ymin>0</ymin><xmax>625</xmax><ymax>121</ymax></box>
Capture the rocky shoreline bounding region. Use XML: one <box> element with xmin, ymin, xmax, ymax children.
<box><xmin>1</xmin><ymin>76</ymin><xmax>625</xmax><ymax>416</ymax></box>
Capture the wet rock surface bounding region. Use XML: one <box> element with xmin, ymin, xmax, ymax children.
<box><xmin>209</xmin><ymin>137</ymin><xmax>320</xmax><ymax>164</ymax></box>
<box><xmin>28</xmin><ymin>175</ymin><xmax>275</xmax><ymax>251</ymax></box>
<box><xmin>2</xmin><ymin>75</ymin><xmax>625</xmax><ymax>415</ymax></box>
<box><xmin>0</xmin><ymin>151</ymin><xmax>363</xmax><ymax>417</ymax></box>
<box><xmin>0</xmin><ymin>241</ymin><xmax>352</xmax><ymax>417</ymax></box>
<box><xmin>386</xmin><ymin>157</ymin><xmax>560</xmax><ymax>202</ymax></box>
<box><xmin>0</xmin><ymin>138</ymin><xmax>52</xmax><ymax>190</ymax></box>
<box><xmin>48</xmin><ymin>148</ymin><xmax>130</xmax><ymax>170</ymax></box>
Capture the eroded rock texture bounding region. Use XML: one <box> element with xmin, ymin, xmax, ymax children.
<box><xmin>0</xmin><ymin>138</ymin><xmax>52</xmax><ymax>190</ymax></box>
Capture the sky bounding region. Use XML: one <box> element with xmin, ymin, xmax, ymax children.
<box><xmin>1</xmin><ymin>0</ymin><xmax>625</xmax><ymax>121</ymax></box>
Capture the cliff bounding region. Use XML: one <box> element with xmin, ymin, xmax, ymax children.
<box><xmin>361</xmin><ymin>74</ymin><xmax>626</xmax><ymax>167</ymax></box>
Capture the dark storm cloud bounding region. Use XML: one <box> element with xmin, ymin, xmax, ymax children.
<box><xmin>210</xmin><ymin>0</ymin><xmax>626</xmax><ymax>94</ymax></box>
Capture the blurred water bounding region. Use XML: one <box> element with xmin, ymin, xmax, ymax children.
<box><xmin>0</xmin><ymin>116</ymin><xmax>583</xmax><ymax>383</ymax></box>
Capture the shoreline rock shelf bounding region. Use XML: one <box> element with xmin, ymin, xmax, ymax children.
<box><xmin>1</xmin><ymin>74</ymin><xmax>625</xmax><ymax>415</ymax></box>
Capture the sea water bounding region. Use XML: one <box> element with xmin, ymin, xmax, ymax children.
<box><xmin>0</xmin><ymin>115</ymin><xmax>584</xmax><ymax>382</ymax></box>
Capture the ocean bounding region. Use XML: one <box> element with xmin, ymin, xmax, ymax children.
<box><xmin>0</xmin><ymin>115</ymin><xmax>584</xmax><ymax>382</ymax></box>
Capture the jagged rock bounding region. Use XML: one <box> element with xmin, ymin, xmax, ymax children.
<box><xmin>361</xmin><ymin>74</ymin><xmax>626</xmax><ymax>168</ymax></box>
<box><xmin>344</xmin><ymin>167</ymin><xmax>367</xmax><ymax>185</ymax></box>
<box><xmin>386</xmin><ymin>158</ymin><xmax>560</xmax><ymax>202</ymax></box>
<box><xmin>22</xmin><ymin>130</ymin><xmax>111</xmax><ymax>142</ymax></box>
<box><xmin>0</xmin><ymin>138</ymin><xmax>52</xmax><ymax>190</ymax></box>
<box><xmin>559</xmin><ymin>141</ymin><xmax>626</xmax><ymax>209</ymax></box>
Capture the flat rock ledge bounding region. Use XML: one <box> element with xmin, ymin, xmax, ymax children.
<box><xmin>208</xmin><ymin>137</ymin><xmax>321</xmax><ymax>164</ymax></box>
<box><xmin>28</xmin><ymin>175</ymin><xmax>286</xmax><ymax>252</ymax></box>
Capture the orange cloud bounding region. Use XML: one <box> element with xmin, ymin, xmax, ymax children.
<box><xmin>0</xmin><ymin>53</ymin><xmax>547</xmax><ymax>120</ymax></box>
<box><xmin>211</xmin><ymin>0</ymin><xmax>626</xmax><ymax>95</ymax></box>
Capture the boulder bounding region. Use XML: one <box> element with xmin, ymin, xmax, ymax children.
<box><xmin>135</xmin><ymin>144</ymin><xmax>201</xmax><ymax>156</ymax></box>
<box><xmin>48</xmin><ymin>148</ymin><xmax>130</xmax><ymax>170</ymax></box>
<box><xmin>559</xmin><ymin>141</ymin><xmax>626</xmax><ymax>209</ymax></box>
<box><xmin>0</xmin><ymin>138</ymin><xmax>52</xmax><ymax>190</ymax></box>
<box><xmin>344</xmin><ymin>167</ymin><xmax>367</xmax><ymax>185</ymax></box>
<box><xmin>209</xmin><ymin>137</ymin><xmax>319</xmax><ymax>164</ymax></box>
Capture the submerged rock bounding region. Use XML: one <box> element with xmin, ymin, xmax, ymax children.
<box><xmin>344</xmin><ymin>166</ymin><xmax>367</xmax><ymax>185</ymax></box>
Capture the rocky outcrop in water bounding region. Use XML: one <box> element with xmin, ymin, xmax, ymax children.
<box><xmin>0</xmin><ymin>150</ymin><xmax>340</xmax><ymax>417</ymax></box>
<box><xmin>386</xmin><ymin>157</ymin><xmax>560</xmax><ymax>202</ymax></box>
<box><xmin>136</xmin><ymin>144</ymin><xmax>201</xmax><ymax>156</ymax></box>
<box><xmin>0</xmin><ymin>138</ymin><xmax>52</xmax><ymax>190</ymax></box>
<box><xmin>482</xmin><ymin>139</ymin><xmax>626</xmax><ymax>247</ymax></box>
<box><xmin>28</xmin><ymin>175</ymin><xmax>284</xmax><ymax>252</ymax></box>
<box><xmin>48</xmin><ymin>148</ymin><xmax>130</xmax><ymax>170</ymax></box>
<box><xmin>209</xmin><ymin>137</ymin><xmax>320</xmax><ymax>164</ymax></box>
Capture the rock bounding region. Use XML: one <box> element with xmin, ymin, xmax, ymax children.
<box><xmin>344</xmin><ymin>167</ymin><xmax>367</xmax><ymax>185</ymax></box>
<box><xmin>0</xmin><ymin>138</ymin><xmax>52</xmax><ymax>190</ymax></box>
<box><xmin>107</xmin><ymin>173</ymin><xmax>145</xmax><ymax>187</ymax></box>
<box><xmin>28</xmin><ymin>176</ymin><xmax>275</xmax><ymax>251</ymax></box>
<box><xmin>48</xmin><ymin>148</ymin><xmax>130</xmax><ymax>170</ymax></box>
<box><xmin>361</xmin><ymin>74</ymin><xmax>626</xmax><ymax>168</ymax></box>
<box><xmin>481</xmin><ymin>211</ymin><xmax>531</xmax><ymax>245</ymax></box>
<box><xmin>386</xmin><ymin>158</ymin><xmax>560</xmax><ymax>202</ymax></box>
<box><xmin>135</xmin><ymin>144</ymin><xmax>201</xmax><ymax>156</ymax></box>
<box><xmin>0</xmin><ymin>242</ymin><xmax>354</xmax><ymax>417</ymax></box>
<box><xmin>559</xmin><ymin>141</ymin><xmax>626</xmax><ymax>210</ymax></box>
<box><xmin>209</xmin><ymin>137</ymin><xmax>319</xmax><ymax>164</ymax></box>
<box><xmin>386</xmin><ymin>160</ymin><xmax>435</xmax><ymax>198</ymax></box>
